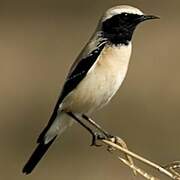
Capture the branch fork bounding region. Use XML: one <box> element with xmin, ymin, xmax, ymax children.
<box><xmin>95</xmin><ymin>136</ymin><xmax>180</xmax><ymax>180</ymax></box>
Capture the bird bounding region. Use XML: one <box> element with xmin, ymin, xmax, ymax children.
<box><xmin>22</xmin><ymin>5</ymin><xmax>159</xmax><ymax>174</ymax></box>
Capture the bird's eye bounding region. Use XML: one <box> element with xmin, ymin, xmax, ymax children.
<box><xmin>122</xmin><ymin>13</ymin><xmax>128</xmax><ymax>17</ymax></box>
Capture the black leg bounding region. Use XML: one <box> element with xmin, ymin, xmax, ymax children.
<box><xmin>66</xmin><ymin>112</ymin><xmax>104</xmax><ymax>146</ymax></box>
<box><xmin>82</xmin><ymin>114</ymin><xmax>113</xmax><ymax>138</ymax></box>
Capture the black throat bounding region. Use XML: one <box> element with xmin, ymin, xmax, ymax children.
<box><xmin>101</xmin><ymin>13</ymin><xmax>141</xmax><ymax>46</ymax></box>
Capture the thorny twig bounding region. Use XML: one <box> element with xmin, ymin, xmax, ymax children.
<box><xmin>96</xmin><ymin>136</ymin><xmax>180</xmax><ymax>180</ymax></box>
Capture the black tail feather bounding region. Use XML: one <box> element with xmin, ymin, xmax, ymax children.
<box><xmin>37</xmin><ymin>111</ymin><xmax>58</xmax><ymax>143</ymax></box>
<box><xmin>22</xmin><ymin>136</ymin><xmax>56</xmax><ymax>175</ymax></box>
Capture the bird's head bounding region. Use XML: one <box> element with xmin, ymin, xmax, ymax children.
<box><xmin>99</xmin><ymin>5</ymin><xmax>159</xmax><ymax>45</ymax></box>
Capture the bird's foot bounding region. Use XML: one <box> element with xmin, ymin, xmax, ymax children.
<box><xmin>90</xmin><ymin>132</ymin><xmax>104</xmax><ymax>146</ymax></box>
<box><xmin>90</xmin><ymin>132</ymin><xmax>113</xmax><ymax>147</ymax></box>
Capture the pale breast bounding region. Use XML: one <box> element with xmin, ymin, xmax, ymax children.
<box><xmin>62</xmin><ymin>43</ymin><xmax>132</xmax><ymax>113</ymax></box>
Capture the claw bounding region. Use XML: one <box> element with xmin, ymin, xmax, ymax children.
<box><xmin>90</xmin><ymin>132</ymin><xmax>106</xmax><ymax>147</ymax></box>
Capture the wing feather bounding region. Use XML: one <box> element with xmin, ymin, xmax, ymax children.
<box><xmin>37</xmin><ymin>40</ymin><xmax>106</xmax><ymax>143</ymax></box>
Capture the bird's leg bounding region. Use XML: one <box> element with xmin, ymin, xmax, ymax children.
<box><xmin>66</xmin><ymin>112</ymin><xmax>104</xmax><ymax>146</ymax></box>
<box><xmin>81</xmin><ymin>114</ymin><xmax>136</xmax><ymax>174</ymax></box>
<box><xmin>68</xmin><ymin>113</ymin><xmax>136</xmax><ymax>174</ymax></box>
<box><xmin>82</xmin><ymin>114</ymin><xmax>113</xmax><ymax>138</ymax></box>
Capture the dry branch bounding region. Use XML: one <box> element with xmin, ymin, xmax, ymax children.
<box><xmin>96</xmin><ymin>136</ymin><xmax>180</xmax><ymax>180</ymax></box>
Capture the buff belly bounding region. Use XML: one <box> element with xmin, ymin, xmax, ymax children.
<box><xmin>61</xmin><ymin>43</ymin><xmax>132</xmax><ymax>114</ymax></box>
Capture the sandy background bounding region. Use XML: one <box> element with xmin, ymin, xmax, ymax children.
<box><xmin>0</xmin><ymin>0</ymin><xmax>180</xmax><ymax>179</ymax></box>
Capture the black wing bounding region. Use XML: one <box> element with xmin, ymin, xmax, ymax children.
<box><xmin>37</xmin><ymin>42</ymin><xmax>106</xmax><ymax>143</ymax></box>
<box><xmin>59</xmin><ymin>43</ymin><xmax>106</xmax><ymax>103</ymax></box>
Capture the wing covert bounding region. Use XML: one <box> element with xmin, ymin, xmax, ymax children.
<box><xmin>37</xmin><ymin>41</ymin><xmax>106</xmax><ymax>143</ymax></box>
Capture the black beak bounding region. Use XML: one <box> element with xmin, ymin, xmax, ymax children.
<box><xmin>140</xmin><ymin>15</ymin><xmax>160</xmax><ymax>22</ymax></box>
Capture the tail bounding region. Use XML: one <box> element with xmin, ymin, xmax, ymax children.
<box><xmin>22</xmin><ymin>111</ymin><xmax>73</xmax><ymax>175</ymax></box>
<box><xmin>22</xmin><ymin>136</ymin><xmax>56</xmax><ymax>174</ymax></box>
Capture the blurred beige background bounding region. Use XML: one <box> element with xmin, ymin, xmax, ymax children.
<box><xmin>0</xmin><ymin>0</ymin><xmax>180</xmax><ymax>179</ymax></box>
